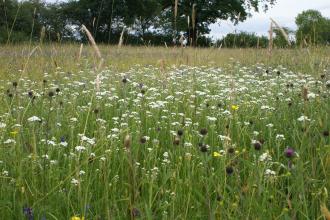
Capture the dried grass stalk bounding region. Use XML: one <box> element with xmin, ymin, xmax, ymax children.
<box><xmin>270</xmin><ymin>18</ymin><xmax>291</xmax><ymax>46</ymax></box>
<box><xmin>321</xmin><ymin>204</ymin><xmax>330</xmax><ymax>220</ymax></box>
<box><xmin>302</xmin><ymin>86</ymin><xmax>308</xmax><ymax>101</ymax></box>
<box><xmin>78</xmin><ymin>43</ymin><xmax>83</xmax><ymax>61</ymax></box>
<box><xmin>81</xmin><ymin>24</ymin><xmax>102</xmax><ymax>59</ymax></box>
<box><xmin>268</xmin><ymin>22</ymin><xmax>273</xmax><ymax>55</ymax></box>
<box><xmin>124</xmin><ymin>134</ymin><xmax>131</xmax><ymax>151</ymax></box>
<box><xmin>118</xmin><ymin>27</ymin><xmax>125</xmax><ymax>48</ymax></box>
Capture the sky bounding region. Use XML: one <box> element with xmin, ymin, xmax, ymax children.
<box><xmin>208</xmin><ymin>0</ymin><xmax>330</xmax><ymax>40</ymax></box>
<box><xmin>47</xmin><ymin>0</ymin><xmax>330</xmax><ymax>40</ymax></box>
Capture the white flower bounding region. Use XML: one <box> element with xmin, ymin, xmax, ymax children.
<box><xmin>2</xmin><ymin>170</ymin><xmax>9</xmax><ymax>176</ymax></box>
<box><xmin>75</xmin><ymin>145</ymin><xmax>86</xmax><ymax>152</ymax></box>
<box><xmin>79</xmin><ymin>170</ymin><xmax>86</xmax><ymax>176</ymax></box>
<box><xmin>297</xmin><ymin>115</ymin><xmax>310</xmax><ymax>122</ymax></box>
<box><xmin>276</xmin><ymin>134</ymin><xmax>285</xmax><ymax>140</ymax></box>
<box><xmin>27</xmin><ymin>116</ymin><xmax>41</xmax><ymax>122</ymax></box>
<box><xmin>307</xmin><ymin>93</ymin><xmax>316</xmax><ymax>99</ymax></box>
<box><xmin>50</xmin><ymin>160</ymin><xmax>58</xmax><ymax>165</ymax></box>
<box><xmin>47</xmin><ymin>140</ymin><xmax>56</xmax><ymax>146</ymax></box>
<box><xmin>60</xmin><ymin>141</ymin><xmax>68</xmax><ymax>147</ymax></box>
<box><xmin>71</xmin><ymin>178</ymin><xmax>79</xmax><ymax>186</ymax></box>
<box><xmin>259</xmin><ymin>152</ymin><xmax>272</xmax><ymax>162</ymax></box>
<box><xmin>0</xmin><ymin>122</ymin><xmax>6</xmax><ymax>128</ymax></box>
<box><xmin>81</xmin><ymin>135</ymin><xmax>95</xmax><ymax>145</ymax></box>
<box><xmin>3</xmin><ymin>139</ymin><xmax>16</xmax><ymax>144</ymax></box>
<box><xmin>184</xmin><ymin>142</ymin><xmax>192</xmax><ymax>147</ymax></box>
<box><xmin>69</xmin><ymin>117</ymin><xmax>77</xmax><ymax>123</ymax></box>
<box><xmin>207</xmin><ymin>116</ymin><xmax>217</xmax><ymax>122</ymax></box>
<box><xmin>265</xmin><ymin>169</ymin><xmax>276</xmax><ymax>177</ymax></box>
<box><xmin>219</xmin><ymin>135</ymin><xmax>231</xmax><ymax>141</ymax></box>
<box><xmin>163</xmin><ymin>152</ymin><xmax>169</xmax><ymax>158</ymax></box>
<box><xmin>266</xmin><ymin>123</ymin><xmax>274</xmax><ymax>128</ymax></box>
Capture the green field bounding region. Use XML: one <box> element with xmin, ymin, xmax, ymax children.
<box><xmin>0</xmin><ymin>45</ymin><xmax>329</xmax><ymax>219</ymax></box>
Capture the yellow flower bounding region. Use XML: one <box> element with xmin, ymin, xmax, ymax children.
<box><xmin>10</xmin><ymin>130</ymin><xmax>19</xmax><ymax>137</ymax></box>
<box><xmin>213</xmin><ymin>152</ymin><xmax>221</xmax><ymax>157</ymax></box>
<box><xmin>231</xmin><ymin>105</ymin><xmax>239</xmax><ymax>111</ymax></box>
<box><xmin>71</xmin><ymin>216</ymin><xmax>84</xmax><ymax>220</ymax></box>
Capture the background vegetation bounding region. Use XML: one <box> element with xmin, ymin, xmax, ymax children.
<box><xmin>1</xmin><ymin>0</ymin><xmax>330</xmax><ymax>47</ymax></box>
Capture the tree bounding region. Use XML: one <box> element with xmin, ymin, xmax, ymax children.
<box><xmin>216</xmin><ymin>32</ymin><xmax>268</xmax><ymax>48</ymax></box>
<box><xmin>296</xmin><ymin>10</ymin><xmax>330</xmax><ymax>46</ymax></box>
<box><xmin>158</xmin><ymin>0</ymin><xmax>276</xmax><ymax>46</ymax></box>
<box><xmin>0</xmin><ymin>0</ymin><xmax>48</xmax><ymax>43</ymax></box>
<box><xmin>61</xmin><ymin>0</ymin><xmax>162</xmax><ymax>43</ymax></box>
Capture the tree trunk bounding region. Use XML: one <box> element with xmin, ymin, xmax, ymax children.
<box><xmin>187</xmin><ymin>25</ymin><xmax>197</xmax><ymax>46</ymax></box>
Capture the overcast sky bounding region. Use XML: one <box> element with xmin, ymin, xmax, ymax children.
<box><xmin>209</xmin><ymin>0</ymin><xmax>330</xmax><ymax>40</ymax></box>
<box><xmin>47</xmin><ymin>0</ymin><xmax>330</xmax><ymax>40</ymax></box>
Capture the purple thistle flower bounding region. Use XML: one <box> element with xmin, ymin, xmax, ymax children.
<box><xmin>284</xmin><ymin>147</ymin><xmax>295</xmax><ymax>158</ymax></box>
<box><xmin>23</xmin><ymin>207</ymin><xmax>33</xmax><ymax>220</ymax></box>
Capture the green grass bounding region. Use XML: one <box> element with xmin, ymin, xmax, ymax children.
<box><xmin>0</xmin><ymin>45</ymin><xmax>329</xmax><ymax>219</ymax></box>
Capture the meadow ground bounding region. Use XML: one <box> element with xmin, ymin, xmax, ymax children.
<box><xmin>0</xmin><ymin>45</ymin><xmax>329</xmax><ymax>219</ymax></box>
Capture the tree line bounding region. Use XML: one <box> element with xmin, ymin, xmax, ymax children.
<box><xmin>0</xmin><ymin>0</ymin><xmax>329</xmax><ymax>47</ymax></box>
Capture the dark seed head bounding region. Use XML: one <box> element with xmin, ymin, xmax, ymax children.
<box><xmin>122</xmin><ymin>78</ymin><xmax>128</xmax><ymax>84</ymax></box>
<box><xmin>177</xmin><ymin>129</ymin><xmax>184</xmax><ymax>136</ymax></box>
<box><xmin>200</xmin><ymin>128</ymin><xmax>208</xmax><ymax>136</ymax></box>
<box><xmin>141</xmin><ymin>89</ymin><xmax>146</xmax><ymax>95</ymax></box>
<box><xmin>94</xmin><ymin>109</ymin><xmax>99</xmax><ymax>114</ymax></box>
<box><xmin>43</xmin><ymin>79</ymin><xmax>47</xmax><ymax>84</ymax></box>
<box><xmin>12</xmin><ymin>81</ymin><xmax>18</xmax><ymax>87</ymax></box>
<box><xmin>200</xmin><ymin>144</ymin><xmax>208</xmax><ymax>153</ymax></box>
<box><xmin>131</xmin><ymin>207</ymin><xmax>141</xmax><ymax>218</ymax></box>
<box><xmin>140</xmin><ymin>136</ymin><xmax>147</xmax><ymax>144</ymax></box>
<box><xmin>173</xmin><ymin>137</ymin><xmax>180</xmax><ymax>145</ymax></box>
<box><xmin>88</xmin><ymin>156</ymin><xmax>95</xmax><ymax>164</ymax></box>
<box><xmin>55</xmin><ymin>88</ymin><xmax>60</xmax><ymax>93</ymax></box>
<box><xmin>323</xmin><ymin>130</ymin><xmax>329</xmax><ymax>137</ymax></box>
<box><xmin>28</xmin><ymin>91</ymin><xmax>33</xmax><ymax>98</ymax></box>
<box><xmin>253</xmin><ymin>141</ymin><xmax>262</xmax><ymax>151</ymax></box>
<box><xmin>259</xmin><ymin>138</ymin><xmax>265</xmax><ymax>144</ymax></box>
<box><xmin>216</xmin><ymin>194</ymin><xmax>222</xmax><ymax>201</ymax></box>
<box><xmin>277</xmin><ymin>71</ymin><xmax>280</xmax><ymax>76</ymax></box>
<box><xmin>8</xmin><ymin>93</ymin><xmax>13</xmax><ymax>98</ymax></box>
<box><xmin>227</xmin><ymin>147</ymin><xmax>235</xmax><ymax>154</ymax></box>
<box><xmin>226</xmin><ymin>166</ymin><xmax>234</xmax><ymax>175</ymax></box>
<box><xmin>48</xmin><ymin>91</ymin><xmax>55</xmax><ymax>97</ymax></box>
